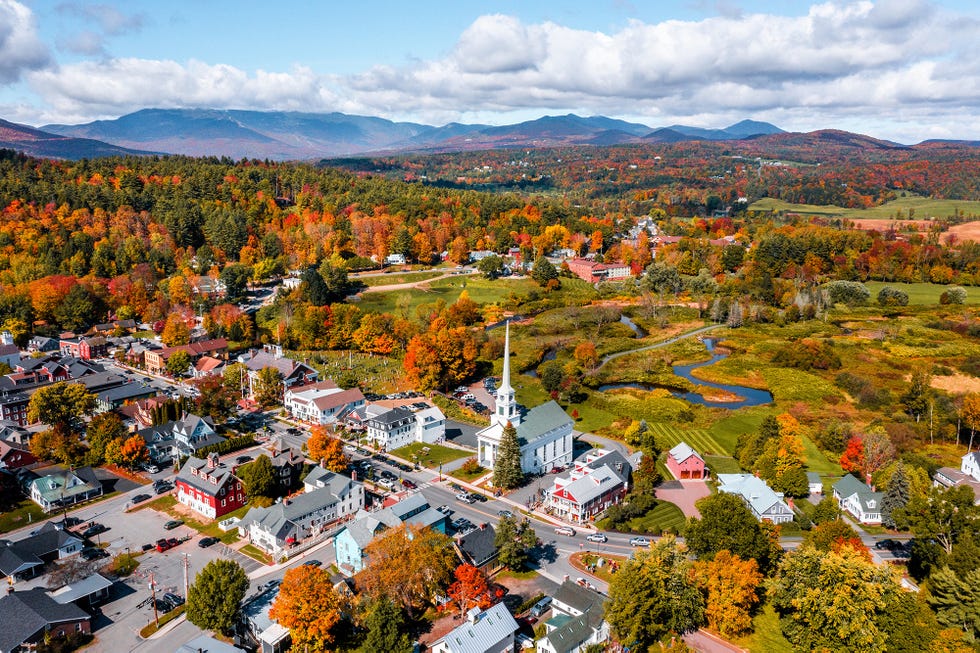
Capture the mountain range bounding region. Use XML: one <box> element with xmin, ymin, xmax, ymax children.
<box><xmin>0</xmin><ymin>108</ymin><xmax>970</xmax><ymax>161</ymax></box>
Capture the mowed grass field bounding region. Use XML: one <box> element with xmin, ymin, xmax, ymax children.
<box><xmin>646</xmin><ymin>422</ymin><xmax>730</xmax><ymax>457</ymax></box>
<box><xmin>751</xmin><ymin>195</ymin><xmax>980</xmax><ymax>220</ymax></box>
<box><xmin>865</xmin><ymin>281</ymin><xmax>979</xmax><ymax>305</ymax></box>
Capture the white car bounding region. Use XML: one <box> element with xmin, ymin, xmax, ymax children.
<box><xmin>554</xmin><ymin>526</ymin><xmax>576</xmax><ymax>537</ymax></box>
<box><xmin>586</xmin><ymin>533</ymin><xmax>608</xmax><ymax>543</ymax></box>
<box><xmin>629</xmin><ymin>536</ymin><xmax>650</xmax><ymax>547</ymax></box>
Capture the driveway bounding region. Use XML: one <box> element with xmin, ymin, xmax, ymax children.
<box><xmin>444</xmin><ymin>419</ymin><xmax>481</xmax><ymax>450</ymax></box>
<box><xmin>656</xmin><ymin>480</ymin><xmax>711</xmax><ymax>519</ymax></box>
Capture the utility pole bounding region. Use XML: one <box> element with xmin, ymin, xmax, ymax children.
<box><xmin>150</xmin><ymin>572</ymin><xmax>159</xmax><ymax>627</ymax></box>
<box><xmin>182</xmin><ymin>553</ymin><xmax>190</xmax><ymax>599</ymax></box>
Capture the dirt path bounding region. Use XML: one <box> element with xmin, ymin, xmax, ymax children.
<box><xmin>357</xmin><ymin>270</ymin><xmax>474</xmax><ymax>293</ymax></box>
<box><xmin>596</xmin><ymin>323</ymin><xmax>725</xmax><ymax>371</ymax></box>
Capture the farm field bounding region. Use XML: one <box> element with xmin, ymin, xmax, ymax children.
<box><xmin>751</xmin><ymin>195</ymin><xmax>980</xmax><ymax>221</ymax></box>
<box><xmin>864</xmin><ymin>281</ymin><xmax>979</xmax><ymax>305</ymax></box>
<box><xmin>646</xmin><ymin>422</ymin><xmax>731</xmax><ymax>457</ymax></box>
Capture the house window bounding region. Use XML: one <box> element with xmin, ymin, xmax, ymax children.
<box><xmin>221</xmin><ymin>499</ymin><xmax>226</xmax><ymax>507</ymax></box>
<box><xmin>75</xmin><ymin>623</ymin><xmax>82</xmax><ymax>632</ymax></box>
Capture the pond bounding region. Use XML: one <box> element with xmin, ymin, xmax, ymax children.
<box><xmin>620</xmin><ymin>314</ymin><xmax>648</xmax><ymax>338</ymax></box>
<box><xmin>598</xmin><ymin>338</ymin><xmax>773</xmax><ymax>409</ymax></box>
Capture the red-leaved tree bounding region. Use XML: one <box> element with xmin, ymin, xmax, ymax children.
<box><xmin>446</xmin><ymin>563</ymin><xmax>503</xmax><ymax>618</ymax></box>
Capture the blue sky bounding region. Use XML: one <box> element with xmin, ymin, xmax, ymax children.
<box><xmin>2</xmin><ymin>0</ymin><xmax>980</xmax><ymax>142</ymax></box>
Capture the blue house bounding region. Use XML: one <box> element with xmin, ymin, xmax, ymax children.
<box><xmin>334</xmin><ymin>494</ymin><xmax>448</xmax><ymax>573</ymax></box>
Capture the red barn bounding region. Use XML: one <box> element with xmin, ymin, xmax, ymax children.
<box><xmin>666</xmin><ymin>442</ymin><xmax>706</xmax><ymax>480</ymax></box>
<box><xmin>174</xmin><ymin>453</ymin><xmax>247</xmax><ymax>519</ymax></box>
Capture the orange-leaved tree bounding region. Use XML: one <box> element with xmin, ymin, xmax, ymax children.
<box><xmin>358</xmin><ymin>524</ymin><xmax>456</xmax><ymax>618</ymax></box>
<box><xmin>118</xmin><ymin>434</ymin><xmax>149</xmax><ymax>469</ymax></box>
<box><xmin>839</xmin><ymin>435</ymin><xmax>865</xmax><ymax>476</ymax></box>
<box><xmin>269</xmin><ymin>564</ymin><xmax>347</xmax><ymax>651</ymax></box>
<box><xmin>307</xmin><ymin>426</ymin><xmax>348</xmax><ymax>472</ymax></box>
<box><xmin>689</xmin><ymin>550</ymin><xmax>762</xmax><ymax>639</ymax></box>
<box><xmin>446</xmin><ymin>563</ymin><xmax>503</xmax><ymax>618</ymax></box>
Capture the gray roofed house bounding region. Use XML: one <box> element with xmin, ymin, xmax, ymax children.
<box><xmin>239</xmin><ymin>586</ymin><xmax>291</xmax><ymax>653</ymax></box>
<box><xmin>454</xmin><ymin>523</ymin><xmax>501</xmax><ymax>575</ymax></box>
<box><xmin>717</xmin><ymin>473</ymin><xmax>794</xmax><ymax>524</ymax></box>
<box><xmin>432</xmin><ymin>603</ymin><xmax>519</xmax><ymax>653</ymax></box>
<box><xmin>807</xmin><ymin>472</ymin><xmax>823</xmax><ymax>494</ymax></box>
<box><xmin>94</xmin><ymin>382</ymin><xmax>157</xmax><ymax>413</ymax></box>
<box><xmin>28</xmin><ymin>467</ymin><xmax>103</xmax><ymax>512</ymax></box>
<box><xmin>547</xmin><ymin>448</ymin><xmax>632</xmax><ymax>523</ymax></box>
<box><xmin>0</xmin><ymin>588</ymin><xmax>92</xmax><ymax>653</ymax></box>
<box><xmin>48</xmin><ymin>572</ymin><xmax>114</xmax><ymax>608</ymax></box>
<box><xmin>833</xmin><ymin>474</ymin><xmax>884</xmax><ymax>524</ymax></box>
<box><xmin>334</xmin><ymin>494</ymin><xmax>448</xmax><ymax>573</ymax></box>
<box><xmin>537</xmin><ymin>580</ymin><xmax>610</xmax><ymax>653</ymax></box>
<box><xmin>0</xmin><ymin>542</ymin><xmax>44</xmax><ymax>579</ymax></box>
<box><xmin>240</xmin><ymin>469</ymin><xmax>364</xmax><ymax>555</ymax></box>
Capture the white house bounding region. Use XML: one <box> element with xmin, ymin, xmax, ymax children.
<box><xmin>964</xmin><ymin>452</ymin><xmax>980</xmax><ymax>481</ymax></box>
<box><xmin>546</xmin><ymin>449</ymin><xmax>632</xmax><ymax>524</ymax></box>
<box><xmin>433</xmin><ymin>603</ymin><xmax>518</xmax><ymax>653</ymax></box>
<box><xmin>478</xmin><ymin>323</ymin><xmax>574</xmax><ymax>475</ymax></box>
<box><xmin>536</xmin><ymin>580</ymin><xmax>610</xmax><ymax>653</ymax></box>
<box><xmin>284</xmin><ymin>381</ymin><xmax>365</xmax><ymax>425</ymax></box>
<box><xmin>717</xmin><ymin>474</ymin><xmax>794</xmax><ymax>524</ymax></box>
<box><xmin>932</xmin><ymin>451</ymin><xmax>980</xmax><ymax>504</ymax></box>
<box><xmin>239</xmin><ymin>469</ymin><xmax>364</xmax><ymax>556</ymax></box>
<box><xmin>833</xmin><ymin>475</ymin><xmax>883</xmax><ymax>525</ymax></box>
<box><xmin>365</xmin><ymin>402</ymin><xmax>446</xmax><ymax>451</ymax></box>
<box><xmin>807</xmin><ymin>472</ymin><xmax>823</xmax><ymax>495</ymax></box>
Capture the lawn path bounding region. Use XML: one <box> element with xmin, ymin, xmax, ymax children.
<box><xmin>596</xmin><ymin>323</ymin><xmax>725</xmax><ymax>371</ymax></box>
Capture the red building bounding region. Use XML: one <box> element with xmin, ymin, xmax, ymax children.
<box><xmin>174</xmin><ymin>452</ymin><xmax>247</xmax><ymax>519</ymax></box>
<box><xmin>566</xmin><ymin>258</ymin><xmax>633</xmax><ymax>284</ymax></box>
<box><xmin>0</xmin><ymin>439</ymin><xmax>38</xmax><ymax>469</ymax></box>
<box><xmin>59</xmin><ymin>336</ymin><xmax>109</xmax><ymax>360</ymax></box>
<box><xmin>665</xmin><ymin>442</ymin><xmax>707</xmax><ymax>480</ymax></box>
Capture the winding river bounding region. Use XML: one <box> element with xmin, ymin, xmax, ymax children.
<box><xmin>599</xmin><ymin>337</ymin><xmax>773</xmax><ymax>409</ymax></box>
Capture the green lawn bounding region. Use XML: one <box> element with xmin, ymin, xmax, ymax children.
<box><xmin>0</xmin><ymin>498</ymin><xmax>47</xmax><ymax>534</ymax></box>
<box><xmin>704</xmin><ymin>455</ymin><xmax>742</xmax><ymax>474</ymax></box>
<box><xmin>449</xmin><ymin>462</ymin><xmax>487</xmax><ymax>482</ymax></box>
<box><xmin>865</xmin><ymin>281</ymin><xmax>979</xmax><ymax>305</ymax></box>
<box><xmin>392</xmin><ymin>442</ymin><xmax>471</xmax><ymax>468</ymax></box>
<box><xmin>751</xmin><ymin>194</ymin><xmax>980</xmax><ymax>220</ymax></box>
<box><xmin>146</xmin><ymin>495</ymin><xmax>246</xmax><ymax>544</ymax></box>
<box><xmin>736</xmin><ymin>603</ymin><xmax>793</xmax><ymax>652</ymax></box>
<box><xmin>708</xmin><ymin>409</ymin><xmax>768</xmax><ymax>453</ymax></box>
<box><xmin>646</xmin><ymin>422</ymin><xmax>731</xmax><ymax>457</ymax></box>
<box><xmin>597</xmin><ymin>500</ymin><xmax>687</xmax><ymax>535</ymax></box>
<box><xmin>356</xmin><ymin>270</ymin><xmax>446</xmax><ymax>287</ymax></box>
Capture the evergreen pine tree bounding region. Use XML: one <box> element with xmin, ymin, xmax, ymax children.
<box><xmin>493</xmin><ymin>422</ymin><xmax>524</xmax><ymax>490</ymax></box>
<box><xmin>881</xmin><ymin>461</ymin><xmax>910</xmax><ymax>529</ymax></box>
<box><xmin>361</xmin><ymin>596</ymin><xmax>413</xmax><ymax>653</ymax></box>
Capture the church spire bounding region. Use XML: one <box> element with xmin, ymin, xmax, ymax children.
<box><xmin>494</xmin><ymin>320</ymin><xmax>519</xmax><ymax>427</ymax></box>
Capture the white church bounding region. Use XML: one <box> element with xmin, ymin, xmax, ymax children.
<box><xmin>477</xmin><ymin>322</ymin><xmax>575</xmax><ymax>475</ymax></box>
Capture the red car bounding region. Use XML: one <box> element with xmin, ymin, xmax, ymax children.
<box><xmin>155</xmin><ymin>538</ymin><xmax>172</xmax><ymax>552</ymax></box>
<box><xmin>402</xmin><ymin>479</ymin><xmax>417</xmax><ymax>489</ymax></box>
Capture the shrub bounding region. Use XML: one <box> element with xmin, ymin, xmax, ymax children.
<box><xmin>940</xmin><ymin>285</ymin><xmax>967</xmax><ymax>305</ymax></box>
<box><xmin>877</xmin><ymin>286</ymin><xmax>909</xmax><ymax>307</ymax></box>
<box><xmin>773</xmin><ymin>338</ymin><xmax>841</xmax><ymax>371</ymax></box>
<box><xmin>824</xmin><ymin>280</ymin><xmax>870</xmax><ymax>306</ymax></box>
<box><xmin>459</xmin><ymin>457</ymin><xmax>482</xmax><ymax>474</ymax></box>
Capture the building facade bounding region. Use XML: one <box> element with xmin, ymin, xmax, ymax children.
<box><xmin>174</xmin><ymin>453</ymin><xmax>247</xmax><ymax>519</ymax></box>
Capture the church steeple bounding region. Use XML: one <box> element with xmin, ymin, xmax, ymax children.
<box><xmin>494</xmin><ymin>321</ymin><xmax>520</xmax><ymax>427</ymax></box>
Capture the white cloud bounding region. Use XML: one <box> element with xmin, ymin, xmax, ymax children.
<box><xmin>0</xmin><ymin>0</ymin><xmax>50</xmax><ymax>84</ymax></box>
<box><xmin>14</xmin><ymin>1</ymin><xmax>980</xmax><ymax>141</ymax></box>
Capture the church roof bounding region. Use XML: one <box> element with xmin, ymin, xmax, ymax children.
<box><xmin>517</xmin><ymin>401</ymin><xmax>572</xmax><ymax>445</ymax></box>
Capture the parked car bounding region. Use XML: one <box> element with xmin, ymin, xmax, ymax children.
<box><xmin>236</xmin><ymin>455</ymin><xmax>253</xmax><ymax>464</ymax></box>
<box><xmin>62</xmin><ymin>516</ymin><xmax>83</xmax><ymax>528</ymax></box>
<box><xmin>470</xmin><ymin>493</ymin><xmax>487</xmax><ymax>503</ymax></box>
<box><xmin>198</xmin><ymin>536</ymin><xmax>218</xmax><ymax>548</ymax></box>
<box><xmin>155</xmin><ymin>538</ymin><xmax>172</xmax><ymax>552</ymax></box>
<box><xmin>156</xmin><ymin>597</ymin><xmax>176</xmax><ymax>612</ymax></box>
<box><xmin>586</xmin><ymin>533</ymin><xmax>608</xmax><ymax>543</ymax></box>
<box><xmin>529</xmin><ymin>596</ymin><xmax>553</xmax><ymax>617</ymax></box>
<box><xmin>163</xmin><ymin>519</ymin><xmax>183</xmax><ymax>530</ymax></box>
<box><xmin>131</xmin><ymin>494</ymin><xmax>151</xmax><ymax>504</ymax></box>
<box><xmin>143</xmin><ymin>464</ymin><xmax>160</xmax><ymax>474</ymax></box>
<box><xmin>163</xmin><ymin>592</ymin><xmax>184</xmax><ymax>607</ymax></box>
<box><xmin>303</xmin><ymin>559</ymin><xmax>322</xmax><ymax>567</ymax></box>
<box><xmin>80</xmin><ymin>547</ymin><xmax>109</xmax><ymax>561</ymax></box>
<box><xmin>82</xmin><ymin>523</ymin><xmax>107</xmax><ymax>538</ymax></box>
<box><xmin>154</xmin><ymin>482</ymin><xmax>173</xmax><ymax>495</ymax></box>
<box><xmin>875</xmin><ymin>539</ymin><xmax>898</xmax><ymax>550</ymax></box>
<box><xmin>497</xmin><ymin>509</ymin><xmax>513</xmax><ymax>519</ymax></box>
<box><xmin>401</xmin><ymin>479</ymin><xmax>417</xmax><ymax>489</ymax></box>
<box><xmin>555</xmin><ymin>526</ymin><xmax>576</xmax><ymax>536</ymax></box>
<box><xmin>629</xmin><ymin>536</ymin><xmax>650</xmax><ymax>547</ymax></box>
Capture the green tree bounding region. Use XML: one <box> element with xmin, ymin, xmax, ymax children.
<box><xmin>318</xmin><ymin>261</ymin><xmax>353</xmax><ymax>302</ymax></box>
<box><xmin>878</xmin><ymin>591</ymin><xmax>940</xmax><ymax>653</ymax></box>
<box><xmin>877</xmin><ymin>286</ymin><xmax>909</xmax><ymax>307</ymax></box>
<box><xmin>166</xmin><ymin>350</ymin><xmax>191</xmax><ymax>377</ymax></box>
<box><xmin>824</xmin><ymin>280</ymin><xmax>870</xmax><ymax>306</ymax></box>
<box><xmin>494</xmin><ymin>516</ymin><xmax>538</xmax><ymax>571</ymax></box>
<box><xmin>530</xmin><ymin>256</ymin><xmax>558</xmax><ymax>288</ymax></box>
<box><xmin>193</xmin><ymin>374</ymin><xmax>238</xmax><ymax>422</ymax></box>
<box><xmin>643</xmin><ymin>261</ymin><xmax>682</xmax><ymax>307</ymax></box>
<box><xmin>476</xmin><ymin>254</ymin><xmax>505</xmax><ymax>280</ymax></box>
<box><xmin>84</xmin><ymin>412</ymin><xmax>126</xmax><ymax>466</ymax></box>
<box><xmin>684</xmin><ymin>492</ymin><xmax>779</xmax><ymax>574</ymax></box>
<box><xmin>360</xmin><ymin>596</ymin><xmax>412</xmax><ymax>653</ymax></box>
<box><xmin>53</xmin><ymin>283</ymin><xmax>104</xmax><ymax>331</ymax></box>
<box><xmin>492</xmin><ymin>422</ymin><xmax>524</xmax><ymax>490</ymax></box>
<box><xmin>28</xmin><ymin>382</ymin><xmax>96</xmax><ymax>434</ymax></box>
<box><xmin>220</xmin><ymin>263</ymin><xmax>251</xmax><ymax>302</ymax></box>
<box><xmin>927</xmin><ymin>566</ymin><xmax>980</xmax><ymax>640</ymax></box>
<box><xmin>253</xmin><ymin>366</ymin><xmax>283</xmax><ymax>407</ymax></box>
<box><xmin>768</xmin><ymin>546</ymin><xmax>899</xmax><ymax>652</ymax></box>
<box><xmin>605</xmin><ymin>537</ymin><xmax>705</xmax><ymax>649</ymax></box>
<box><xmin>947</xmin><ymin>530</ymin><xmax>980</xmax><ymax>577</ymax></box>
<box><xmin>812</xmin><ymin>495</ymin><xmax>841</xmax><ymax>524</ymax></box>
<box><xmin>238</xmin><ymin>454</ymin><xmax>276</xmax><ymax>499</ymax></box>
<box><xmin>882</xmin><ymin>461</ymin><xmax>910</xmax><ymax>530</ymax></box>
<box><xmin>900</xmin><ymin>484</ymin><xmax>979</xmax><ymax>555</ymax></box>
<box><xmin>185</xmin><ymin>559</ymin><xmax>249</xmax><ymax>635</ymax></box>
<box><xmin>539</xmin><ymin>360</ymin><xmax>565</xmax><ymax>393</ymax></box>
<box><xmin>901</xmin><ymin>368</ymin><xmax>932</xmax><ymax>422</ymax></box>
